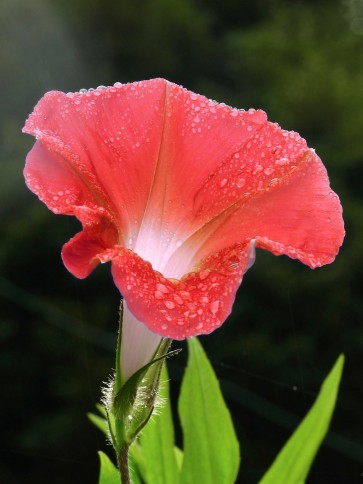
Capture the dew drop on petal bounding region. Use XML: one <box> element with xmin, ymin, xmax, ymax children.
<box><xmin>154</xmin><ymin>290</ymin><xmax>164</xmax><ymax>299</ymax></box>
<box><xmin>254</xmin><ymin>164</ymin><xmax>263</xmax><ymax>173</ymax></box>
<box><xmin>199</xmin><ymin>270</ymin><xmax>210</xmax><ymax>280</ymax></box>
<box><xmin>164</xmin><ymin>300</ymin><xmax>175</xmax><ymax>309</ymax></box>
<box><xmin>276</xmin><ymin>157</ymin><xmax>289</xmax><ymax>166</ymax></box>
<box><xmin>156</xmin><ymin>283</ymin><xmax>169</xmax><ymax>293</ymax></box>
<box><xmin>220</xmin><ymin>178</ymin><xmax>228</xmax><ymax>188</ymax></box>
<box><xmin>210</xmin><ymin>300</ymin><xmax>220</xmax><ymax>315</ymax></box>
<box><xmin>174</xmin><ymin>294</ymin><xmax>184</xmax><ymax>305</ymax></box>
<box><xmin>236</xmin><ymin>177</ymin><xmax>245</xmax><ymax>188</ymax></box>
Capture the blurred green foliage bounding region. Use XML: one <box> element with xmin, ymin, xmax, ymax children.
<box><xmin>1</xmin><ymin>0</ymin><xmax>362</xmax><ymax>482</ymax></box>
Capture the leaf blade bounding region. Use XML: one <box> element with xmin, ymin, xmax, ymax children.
<box><xmin>139</xmin><ymin>364</ymin><xmax>180</xmax><ymax>483</ymax></box>
<box><xmin>179</xmin><ymin>337</ymin><xmax>240</xmax><ymax>484</ymax></box>
<box><xmin>259</xmin><ymin>354</ymin><xmax>344</xmax><ymax>483</ymax></box>
<box><xmin>98</xmin><ymin>451</ymin><xmax>120</xmax><ymax>484</ymax></box>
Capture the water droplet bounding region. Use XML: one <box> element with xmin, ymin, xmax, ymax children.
<box><xmin>161</xmin><ymin>323</ymin><xmax>168</xmax><ymax>330</ymax></box>
<box><xmin>200</xmin><ymin>296</ymin><xmax>209</xmax><ymax>304</ymax></box>
<box><xmin>236</xmin><ymin>177</ymin><xmax>245</xmax><ymax>188</ymax></box>
<box><xmin>264</xmin><ymin>167</ymin><xmax>274</xmax><ymax>176</ymax></box>
<box><xmin>199</xmin><ymin>270</ymin><xmax>210</xmax><ymax>280</ymax></box>
<box><xmin>196</xmin><ymin>322</ymin><xmax>204</xmax><ymax>329</ymax></box>
<box><xmin>220</xmin><ymin>178</ymin><xmax>228</xmax><ymax>188</ymax></box>
<box><xmin>180</xmin><ymin>291</ymin><xmax>191</xmax><ymax>300</ymax></box>
<box><xmin>253</xmin><ymin>164</ymin><xmax>263</xmax><ymax>173</ymax></box>
<box><xmin>164</xmin><ymin>300</ymin><xmax>175</xmax><ymax>309</ymax></box>
<box><xmin>174</xmin><ymin>295</ymin><xmax>184</xmax><ymax>305</ymax></box>
<box><xmin>156</xmin><ymin>283</ymin><xmax>169</xmax><ymax>294</ymax></box>
<box><xmin>276</xmin><ymin>157</ymin><xmax>289</xmax><ymax>166</ymax></box>
<box><xmin>210</xmin><ymin>301</ymin><xmax>220</xmax><ymax>315</ymax></box>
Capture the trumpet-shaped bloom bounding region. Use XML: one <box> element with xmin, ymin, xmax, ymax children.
<box><xmin>23</xmin><ymin>79</ymin><xmax>344</xmax><ymax>341</ymax></box>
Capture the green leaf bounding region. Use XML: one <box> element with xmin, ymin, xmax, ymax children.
<box><xmin>178</xmin><ymin>338</ymin><xmax>240</xmax><ymax>484</ymax></box>
<box><xmin>174</xmin><ymin>446</ymin><xmax>183</xmax><ymax>471</ymax></box>
<box><xmin>88</xmin><ymin>412</ymin><xmax>108</xmax><ymax>435</ymax></box>
<box><xmin>259</xmin><ymin>354</ymin><xmax>344</xmax><ymax>484</ymax></box>
<box><xmin>138</xmin><ymin>364</ymin><xmax>180</xmax><ymax>483</ymax></box>
<box><xmin>98</xmin><ymin>451</ymin><xmax>119</xmax><ymax>484</ymax></box>
<box><xmin>129</xmin><ymin>447</ymin><xmax>143</xmax><ymax>484</ymax></box>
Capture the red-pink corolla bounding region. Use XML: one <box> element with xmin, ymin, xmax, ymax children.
<box><xmin>23</xmin><ymin>79</ymin><xmax>344</xmax><ymax>345</ymax></box>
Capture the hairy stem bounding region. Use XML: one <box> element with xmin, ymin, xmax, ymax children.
<box><xmin>118</xmin><ymin>444</ymin><xmax>130</xmax><ymax>484</ymax></box>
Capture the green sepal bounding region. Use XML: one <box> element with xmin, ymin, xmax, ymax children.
<box><xmin>107</xmin><ymin>301</ymin><xmax>178</xmax><ymax>451</ymax></box>
<box><xmin>113</xmin><ymin>342</ymin><xmax>180</xmax><ymax>443</ymax></box>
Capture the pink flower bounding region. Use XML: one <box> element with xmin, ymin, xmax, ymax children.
<box><xmin>23</xmin><ymin>79</ymin><xmax>344</xmax><ymax>343</ymax></box>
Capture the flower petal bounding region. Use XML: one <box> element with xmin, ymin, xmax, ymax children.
<box><xmin>100</xmin><ymin>241</ymin><xmax>255</xmax><ymax>340</ymax></box>
<box><xmin>170</xmin><ymin>125</ymin><xmax>344</xmax><ymax>270</ymax></box>
<box><xmin>24</xmin><ymin>140</ymin><xmax>100</xmax><ymax>215</ymax></box>
<box><xmin>62</xmin><ymin>216</ymin><xmax>118</xmax><ymax>279</ymax></box>
<box><xmin>23</xmin><ymin>81</ymin><xmax>269</xmax><ymax>273</ymax></box>
<box><xmin>23</xmin><ymin>80</ymin><xmax>171</xmax><ymax>245</ymax></box>
<box><xmin>23</xmin><ymin>79</ymin><xmax>344</xmax><ymax>341</ymax></box>
<box><xmin>120</xmin><ymin>303</ymin><xmax>162</xmax><ymax>383</ymax></box>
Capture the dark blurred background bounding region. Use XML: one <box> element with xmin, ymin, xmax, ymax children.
<box><xmin>1</xmin><ymin>0</ymin><xmax>362</xmax><ymax>482</ymax></box>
